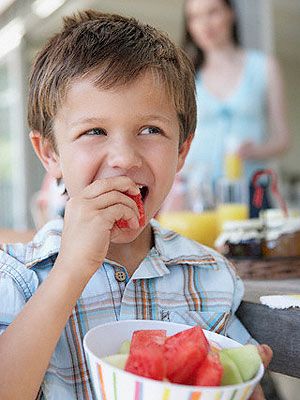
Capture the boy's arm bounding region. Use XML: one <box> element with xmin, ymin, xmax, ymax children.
<box><xmin>0</xmin><ymin>177</ymin><xmax>140</xmax><ymax>400</ymax></box>
<box><xmin>0</xmin><ymin>260</ymin><xmax>92</xmax><ymax>400</ymax></box>
<box><xmin>226</xmin><ymin>273</ymin><xmax>257</xmax><ymax>344</ymax></box>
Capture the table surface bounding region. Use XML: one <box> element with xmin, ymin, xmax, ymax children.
<box><xmin>243</xmin><ymin>278</ymin><xmax>300</xmax><ymax>303</ymax></box>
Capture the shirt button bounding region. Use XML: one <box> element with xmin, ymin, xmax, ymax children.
<box><xmin>115</xmin><ymin>270</ymin><xmax>126</xmax><ymax>282</ymax></box>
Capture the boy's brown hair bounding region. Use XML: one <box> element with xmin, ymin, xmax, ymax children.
<box><xmin>28</xmin><ymin>10</ymin><xmax>196</xmax><ymax>149</ymax></box>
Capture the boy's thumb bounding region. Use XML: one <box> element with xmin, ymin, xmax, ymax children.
<box><xmin>258</xmin><ymin>344</ymin><xmax>273</xmax><ymax>368</ymax></box>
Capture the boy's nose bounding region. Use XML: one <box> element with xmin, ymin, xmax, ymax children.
<box><xmin>107</xmin><ymin>138</ymin><xmax>143</xmax><ymax>170</ymax></box>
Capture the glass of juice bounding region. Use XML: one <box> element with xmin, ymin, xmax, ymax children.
<box><xmin>217</xmin><ymin>203</ymin><xmax>249</xmax><ymax>232</ymax></box>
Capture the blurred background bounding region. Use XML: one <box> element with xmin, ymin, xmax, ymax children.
<box><xmin>0</xmin><ymin>0</ymin><xmax>300</xmax><ymax>230</ymax></box>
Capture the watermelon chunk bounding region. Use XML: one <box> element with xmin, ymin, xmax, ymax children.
<box><xmin>193</xmin><ymin>352</ymin><xmax>223</xmax><ymax>386</ymax></box>
<box><xmin>130</xmin><ymin>329</ymin><xmax>166</xmax><ymax>348</ymax></box>
<box><xmin>125</xmin><ymin>330</ymin><xmax>166</xmax><ymax>380</ymax></box>
<box><xmin>164</xmin><ymin>326</ymin><xmax>209</xmax><ymax>384</ymax></box>
<box><xmin>116</xmin><ymin>192</ymin><xmax>145</xmax><ymax>228</ymax></box>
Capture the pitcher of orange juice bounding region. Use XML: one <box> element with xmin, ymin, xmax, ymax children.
<box><xmin>158</xmin><ymin>166</ymin><xmax>219</xmax><ymax>247</ymax></box>
<box><xmin>216</xmin><ymin>138</ymin><xmax>249</xmax><ymax>232</ymax></box>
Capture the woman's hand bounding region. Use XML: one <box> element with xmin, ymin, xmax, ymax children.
<box><xmin>249</xmin><ymin>344</ymin><xmax>273</xmax><ymax>400</ymax></box>
<box><xmin>237</xmin><ymin>141</ymin><xmax>261</xmax><ymax>160</ymax></box>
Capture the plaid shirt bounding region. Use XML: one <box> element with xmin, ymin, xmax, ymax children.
<box><xmin>0</xmin><ymin>218</ymin><xmax>252</xmax><ymax>399</ymax></box>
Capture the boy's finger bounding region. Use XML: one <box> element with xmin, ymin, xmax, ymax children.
<box><xmin>247</xmin><ymin>345</ymin><xmax>272</xmax><ymax>400</ymax></box>
<box><xmin>91</xmin><ymin>191</ymin><xmax>140</xmax><ymax>218</ymax></box>
<box><xmin>258</xmin><ymin>344</ymin><xmax>273</xmax><ymax>368</ymax></box>
<box><xmin>84</xmin><ymin>177</ymin><xmax>140</xmax><ymax>198</ymax></box>
<box><xmin>109</xmin><ymin>204</ymin><xmax>140</xmax><ymax>229</ymax></box>
<box><xmin>249</xmin><ymin>384</ymin><xmax>265</xmax><ymax>400</ymax></box>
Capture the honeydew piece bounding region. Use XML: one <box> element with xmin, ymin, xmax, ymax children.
<box><xmin>119</xmin><ymin>339</ymin><xmax>131</xmax><ymax>354</ymax></box>
<box><xmin>102</xmin><ymin>354</ymin><xmax>128</xmax><ymax>370</ymax></box>
<box><xmin>221</xmin><ymin>345</ymin><xmax>261</xmax><ymax>382</ymax></box>
<box><xmin>219</xmin><ymin>352</ymin><xmax>243</xmax><ymax>385</ymax></box>
<box><xmin>209</xmin><ymin>340</ymin><xmax>222</xmax><ymax>354</ymax></box>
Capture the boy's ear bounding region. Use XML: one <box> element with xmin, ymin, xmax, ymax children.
<box><xmin>176</xmin><ymin>133</ymin><xmax>194</xmax><ymax>173</ymax></box>
<box><xmin>30</xmin><ymin>131</ymin><xmax>62</xmax><ymax>179</ymax></box>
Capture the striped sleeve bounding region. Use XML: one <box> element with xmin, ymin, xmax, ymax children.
<box><xmin>226</xmin><ymin>268</ymin><xmax>257</xmax><ymax>344</ymax></box>
<box><xmin>0</xmin><ymin>271</ymin><xmax>27</xmax><ymax>332</ymax></box>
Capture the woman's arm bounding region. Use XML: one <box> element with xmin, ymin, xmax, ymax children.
<box><xmin>238</xmin><ymin>55</ymin><xmax>291</xmax><ymax>160</ymax></box>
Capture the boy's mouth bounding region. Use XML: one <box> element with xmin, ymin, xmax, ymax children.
<box><xmin>138</xmin><ymin>185</ymin><xmax>149</xmax><ymax>202</ymax></box>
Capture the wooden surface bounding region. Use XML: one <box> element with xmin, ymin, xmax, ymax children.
<box><xmin>0</xmin><ymin>229</ymin><xmax>35</xmax><ymax>243</ymax></box>
<box><xmin>231</xmin><ymin>257</ymin><xmax>300</xmax><ymax>280</ymax></box>
<box><xmin>243</xmin><ymin>279</ymin><xmax>300</xmax><ymax>303</ymax></box>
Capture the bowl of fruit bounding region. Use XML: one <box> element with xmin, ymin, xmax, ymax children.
<box><xmin>83</xmin><ymin>320</ymin><xmax>264</xmax><ymax>400</ymax></box>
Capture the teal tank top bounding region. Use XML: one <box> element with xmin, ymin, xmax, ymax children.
<box><xmin>183</xmin><ymin>50</ymin><xmax>269</xmax><ymax>185</ymax></box>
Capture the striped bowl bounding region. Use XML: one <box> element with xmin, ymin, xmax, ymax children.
<box><xmin>83</xmin><ymin>320</ymin><xmax>264</xmax><ymax>400</ymax></box>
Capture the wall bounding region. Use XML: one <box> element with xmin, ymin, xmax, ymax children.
<box><xmin>272</xmin><ymin>0</ymin><xmax>300</xmax><ymax>176</ymax></box>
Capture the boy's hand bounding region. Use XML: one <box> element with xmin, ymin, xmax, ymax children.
<box><xmin>249</xmin><ymin>344</ymin><xmax>273</xmax><ymax>400</ymax></box>
<box><xmin>57</xmin><ymin>176</ymin><xmax>141</xmax><ymax>279</ymax></box>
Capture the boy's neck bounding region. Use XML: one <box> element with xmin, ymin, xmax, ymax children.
<box><xmin>106</xmin><ymin>224</ymin><xmax>154</xmax><ymax>276</ymax></box>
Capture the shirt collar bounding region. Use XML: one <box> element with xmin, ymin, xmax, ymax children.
<box><xmin>25</xmin><ymin>218</ymin><xmax>218</xmax><ymax>274</ymax></box>
<box><xmin>131</xmin><ymin>219</ymin><xmax>218</xmax><ymax>280</ymax></box>
<box><xmin>25</xmin><ymin>218</ymin><xmax>63</xmax><ymax>267</ymax></box>
<box><xmin>150</xmin><ymin>219</ymin><xmax>217</xmax><ymax>266</ymax></box>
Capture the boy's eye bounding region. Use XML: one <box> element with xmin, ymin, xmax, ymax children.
<box><xmin>140</xmin><ymin>126</ymin><xmax>162</xmax><ymax>135</ymax></box>
<box><xmin>85</xmin><ymin>128</ymin><xmax>107</xmax><ymax>136</ymax></box>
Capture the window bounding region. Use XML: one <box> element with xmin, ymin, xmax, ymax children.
<box><xmin>0</xmin><ymin>47</ymin><xmax>27</xmax><ymax>228</ymax></box>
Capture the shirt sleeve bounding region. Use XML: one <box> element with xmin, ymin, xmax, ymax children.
<box><xmin>0</xmin><ymin>271</ymin><xmax>27</xmax><ymax>334</ymax></box>
<box><xmin>226</xmin><ymin>267</ymin><xmax>258</xmax><ymax>344</ymax></box>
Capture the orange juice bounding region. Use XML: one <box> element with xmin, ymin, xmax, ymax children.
<box><xmin>224</xmin><ymin>153</ymin><xmax>243</xmax><ymax>180</ymax></box>
<box><xmin>158</xmin><ymin>210</ymin><xmax>218</xmax><ymax>248</ymax></box>
<box><xmin>217</xmin><ymin>203</ymin><xmax>249</xmax><ymax>232</ymax></box>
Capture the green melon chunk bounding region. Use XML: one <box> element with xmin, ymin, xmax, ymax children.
<box><xmin>220</xmin><ymin>351</ymin><xmax>243</xmax><ymax>385</ymax></box>
<box><xmin>102</xmin><ymin>354</ymin><xmax>128</xmax><ymax>370</ymax></box>
<box><xmin>221</xmin><ymin>345</ymin><xmax>261</xmax><ymax>382</ymax></box>
<box><xmin>119</xmin><ymin>339</ymin><xmax>131</xmax><ymax>355</ymax></box>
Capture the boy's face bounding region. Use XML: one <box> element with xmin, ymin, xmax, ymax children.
<box><xmin>33</xmin><ymin>71</ymin><xmax>192</xmax><ymax>239</ymax></box>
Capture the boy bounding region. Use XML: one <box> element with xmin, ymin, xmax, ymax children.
<box><xmin>0</xmin><ymin>10</ymin><xmax>270</xmax><ymax>400</ymax></box>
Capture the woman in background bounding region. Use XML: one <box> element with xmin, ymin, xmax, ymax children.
<box><xmin>180</xmin><ymin>3</ymin><xmax>286</xmax><ymax>398</ymax></box>
<box><xmin>164</xmin><ymin>0</ymin><xmax>290</xmax><ymax>217</ymax></box>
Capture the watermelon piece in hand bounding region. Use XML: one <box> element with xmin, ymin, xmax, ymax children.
<box><xmin>164</xmin><ymin>326</ymin><xmax>209</xmax><ymax>384</ymax></box>
<box><xmin>125</xmin><ymin>330</ymin><xmax>166</xmax><ymax>381</ymax></box>
<box><xmin>193</xmin><ymin>352</ymin><xmax>223</xmax><ymax>386</ymax></box>
<box><xmin>116</xmin><ymin>192</ymin><xmax>145</xmax><ymax>228</ymax></box>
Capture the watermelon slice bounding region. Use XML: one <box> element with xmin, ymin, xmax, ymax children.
<box><xmin>116</xmin><ymin>192</ymin><xmax>145</xmax><ymax>228</ymax></box>
<box><xmin>192</xmin><ymin>352</ymin><xmax>223</xmax><ymax>386</ymax></box>
<box><xmin>164</xmin><ymin>326</ymin><xmax>209</xmax><ymax>384</ymax></box>
<box><xmin>130</xmin><ymin>329</ymin><xmax>166</xmax><ymax>348</ymax></box>
<box><xmin>125</xmin><ymin>330</ymin><xmax>166</xmax><ymax>381</ymax></box>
